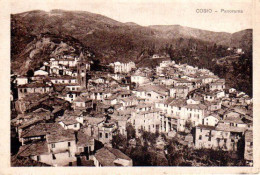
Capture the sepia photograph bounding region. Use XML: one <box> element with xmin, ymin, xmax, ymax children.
<box><xmin>5</xmin><ymin>0</ymin><xmax>258</xmax><ymax>171</ymax></box>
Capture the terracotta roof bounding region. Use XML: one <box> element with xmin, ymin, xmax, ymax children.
<box><xmin>168</xmin><ymin>99</ymin><xmax>187</xmax><ymax>107</ymax></box>
<box><xmin>204</xmin><ymin>113</ymin><xmax>221</xmax><ymax>120</ymax></box>
<box><xmin>11</xmin><ymin>155</ymin><xmax>50</xmax><ymax>166</ymax></box>
<box><xmin>94</xmin><ymin>147</ymin><xmax>131</xmax><ymax>166</ymax></box>
<box><xmin>172</xmin><ymin>85</ymin><xmax>189</xmax><ymax>89</ymax></box>
<box><xmin>85</xmin><ymin>116</ymin><xmax>105</xmax><ymax>125</ymax></box>
<box><xmin>58</xmin><ymin>116</ymin><xmax>79</xmax><ymax>125</ymax></box>
<box><xmin>163</xmin><ymin>98</ymin><xmax>175</xmax><ymax>105</ymax></box>
<box><xmin>106</xmin><ymin>147</ymin><xmax>131</xmax><ymax>160</ymax></box>
<box><xmin>137</xmin><ymin>103</ymin><xmax>154</xmax><ymax>108</ymax></box>
<box><xmin>94</xmin><ymin>148</ymin><xmax>116</xmax><ymax>166</ymax></box>
<box><xmin>136</xmin><ymin>85</ymin><xmax>168</xmax><ymax>94</ymax></box>
<box><xmin>196</xmin><ymin>125</ymin><xmax>216</xmax><ymax>130</ymax></box>
<box><xmin>223</xmin><ymin>116</ymin><xmax>244</xmax><ymax>124</ymax></box>
<box><xmin>21</xmin><ymin>123</ymin><xmax>75</xmax><ymax>144</ymax></box>
<box><xmin>21</xmin><ymin>123</ymin><xmax>58</xmax><ymax>138</ymax></box>
<box><xmin>18</xmin><ymin>83</ymin><xmax>52</xmax><ymax>88</ymax></box>
<box><xmin>215</xmin><ymin>123</ymin><xmax>246</xmax><ymax>133</ymax></box>
<box><xmin>185</xmin><ymin>104</ymin><xmax>207</xmax><ymax>110</ymax></box>
<box><xmin>120</xmin><ymin>96</ymin><xmax>137</xmax><ymax>102</ymax></box>
<box><xmin>17</xmin><ymin>141</ymin><xmax>49</xmax><ymax>157</ymax></box>
<box><xmin>191</xmin><ymin>96</ymin><xmax>203</xmax><ymax>101</ymax></box>
<box><xmin>64</xmin><ymin>110</ymin><xmax>83</xmax><ymax>116</ymax></box>
<box><xmin>18</xmin><ymin>119</ymin><xmax>45</xmax><ymax>130</ymax></box>
<box><xmin>46</xmin><ymin>129</ymin><xmax>75</xmax><ymax>143</ymax></box>
<box><xmin>76</xmin><ymin>130</ymin><xmax>94</xmax><ymax>147</ymax></box>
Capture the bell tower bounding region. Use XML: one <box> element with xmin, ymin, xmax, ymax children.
<box><xmin>77</xmin><ymin>52</ymin><xmax>87</xmax><ymax>88</ymax></box>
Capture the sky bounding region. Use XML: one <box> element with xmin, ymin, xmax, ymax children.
<box><xmin>10</xmin><ymin>0</ymin><xmax>253</xmax><ymax>33</ymax></box>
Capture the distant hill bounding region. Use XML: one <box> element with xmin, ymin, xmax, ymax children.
<box><xmin>149</xmin><ymin>25</ymin><xmax>252</xmax><ymax>52</ymax></box>
<box><xmin>11</xmin><ymin>9</ymin><xmax>252</xmax><ymax>74</ymax></box>
<box><xmin>149</xmin><ymin>25</ymin><xmax>231</xmax><ymax>45</ymax></box>
<box><xmin>230</xmin><ymin>29</ymin><xmax>252</xmax><ymax>51</ymax></box>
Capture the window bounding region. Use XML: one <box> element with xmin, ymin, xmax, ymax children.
<box><xmin>74</xmin><ymin>124</ymin><xmax>77</xmax><ymax>128</ymax></box>
<box><xmin>105</xmin><ymin>133</ymin><xmax>108</xmax><ymax>138</ymax></box>
<box><xmin>68</xmin><ymin>142</ymin><xmax>71</xmax><ymax>147</ymax></box>
<box><xmin>52</xmin><ymin>154</ymin><xmax>56</xmax><ymax>160</ymax></box>
<box><xmin>51</xmin><ymin>143</ymin><xmax>55</xmax><ymax>148</ymax></box>
<box><xmin>99</xmin><ymin>133</ymin><xmax>102</xmax><ymax>138</ymax></box>
<box><xmin>199</xmin><ymin>135</ymin><xmax>202</xmax><ymax>140</ymax></box>
<box><xmin>37</xmin><ymin>156</ymin><xmax>40</xmax><ymax>161</ymax></box>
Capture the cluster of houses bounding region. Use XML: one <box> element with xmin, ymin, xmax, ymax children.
<box><xmin>11</xmin><ymin>53</ymin><xmax>253</xmax><ymax>166</ymax></box>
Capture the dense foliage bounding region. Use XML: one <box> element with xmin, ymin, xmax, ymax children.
<box><xmin>112</xmin><ymin>130</ymin><xmax>247</xmax><ymax>166</ymax></box>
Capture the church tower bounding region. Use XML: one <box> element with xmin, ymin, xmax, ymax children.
<box><xmin>77</xmin><ymin>52</ymin><xmax>87</xmax><ymax>88</ymax></box>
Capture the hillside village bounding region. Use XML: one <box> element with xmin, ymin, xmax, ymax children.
<box><xmin>11</xmin><ymin>51</ymin><xmax>253</xmax><ymax>166</ymax></box>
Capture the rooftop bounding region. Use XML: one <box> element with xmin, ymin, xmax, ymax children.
<box><xmin>185</xmin><ymin>104</ymin><xmax>207</xmax><ymax>110</ymax></box>
<box><xmin>216</xmin><ymin>123</ymin><xmax>246</xmax><ymax>133</ymax></box>
<box><xmin>46</xmin><ymin>129</ymin><xmax>75</xmax><ymax>143</ymax></box>
<box><xmin>18</xmin><ymin>83</ymin><xmax>52</xmax><ymax>88</ymax></box>
<box><xmin>85</xmin><ymin>116</ymin><xmax>105</xmax><ymax>125</ymax></box>
<box><xmin>94</xmin><ymin>147</ymin><xmax>131</xmax><ymax>166</ymax></box>
<box><xmin>17</xmin><ymin>141</ymin><xmax>49</xmax><ymax>157</ymax></box>
<box><xmin>196</xmin><ymin>125</ymin><xmax>216</xmax><ymax>130</ymax></box>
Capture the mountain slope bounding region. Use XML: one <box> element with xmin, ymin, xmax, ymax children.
<box><xmin>149</xmin><ymin>25</ymin><xmax>231</xmax><ymax>45</ymax></box>
<box><xmin>11</xmin><ymin>9</ymin><xmax>252</xmax><ymax>74</ymax></box>
<box><xmin>230</xmin><ymin>29</ymin><xmax>252</xmax><ymax>51</ymax></box>
<box><xmin>12</xmin><ymin>9</ymin><xmax>159</xmax><ymax>64</ymax></box>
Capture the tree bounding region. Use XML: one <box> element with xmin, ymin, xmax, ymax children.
<box><xmin>126</xmin><ymin>123</ymin><xmax>136</xmax><ymax>140</ymax></box>
<box><xmin>185</xmin><ymin>120</ymin><xmax>193</xmax><ymax>131</ymax></box>
<box><xmin>26</xmin><ymin>69</ymin><xmax>34</xmax><ymax>77</ymax></box>
<box><xmin>112</xmin><ymin>133</ymin><xmax>127</xmax><ymax>149</ymax></box>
